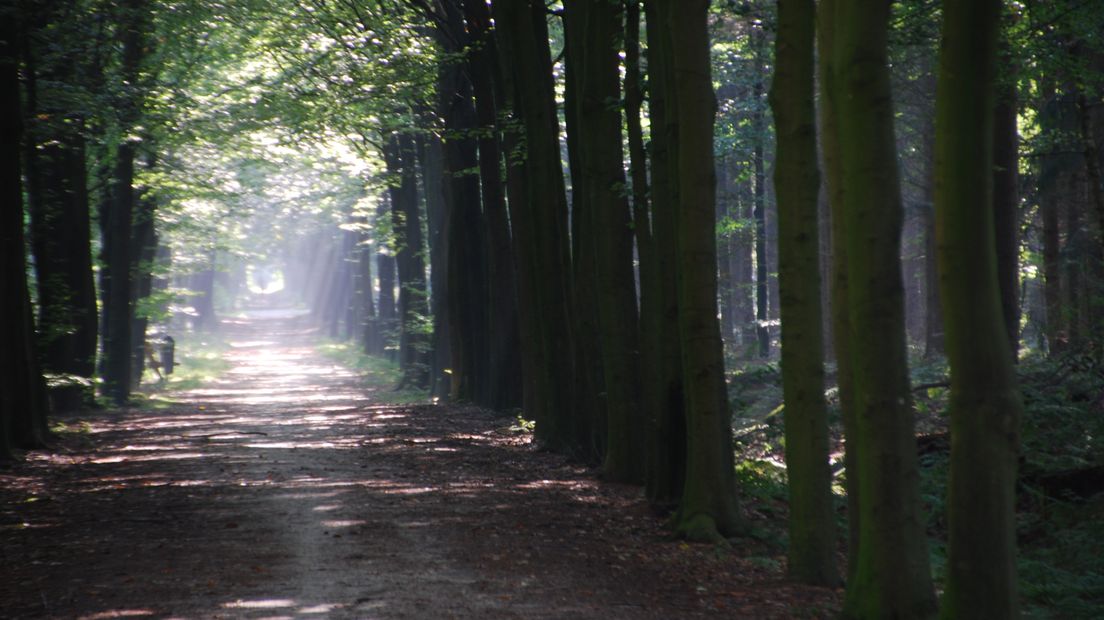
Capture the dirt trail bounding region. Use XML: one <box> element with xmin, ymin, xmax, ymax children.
<box><xmin>1</xmin><ymin>311</ymin><xmax>838</xmax><ymax>619</ymax></box>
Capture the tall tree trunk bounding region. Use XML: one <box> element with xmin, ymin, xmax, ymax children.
<box><xmin>936</xmin><ymin>1</ymin><xmax>1023</xmax><ymax>615</ymax></box>
<box><xmin>2</xmin><ymin>18</ymin><xmax>51</xmax><ymax>457</ymax></box>
<box><xmin>102</xmin><ymin>139</ymin><xmax>136</xmax><ymax>403</ymax></box>
<box><xmin>101</xmin><ymin>0</ymin><xmax>146</xmax><ymax>404</ymax></box>
<box><xmin>376</xmin><ymin>195</ymin><xmax>398</xmax><ymax>357</ymax></box>
<box><xmin>21</xmin><ymin>0</ymin><xmax>99</xmax><ymax>381</ymax></box>
<box><xmin>642</xmin><ymin>0</ymin><xmax>686</xmax><ymax>509</ymax></box>
<box><xmin>831</xmin><ymin>2</ymin><xmax>937</xmax><ymax>616</ymax></box>
<box><xmin>923</xmin><ymin>123</ymin><xmax>945</xmax><ymax>359</ymax></box>
<box><xmin>434</xmin><ymin>1</ymin><xmax>490</xmax><ymax>405</ymax></box>
<box><xmin>463</xmin><ymin>0</ymin><xmax>522</xmax><ymax>411</ymax></box>
<box><xmin>492</xmin><ymin>0</ymin><xmax>578</xmax><ymax>452</ymax></box>
<box><xmin>769</xmin><ymin>0</ymin><xmax>839</xmax><ymax>587</ymax></box>
<box><xmin>753</xmin><ymin>60</ymin><xmax>771</xmax><ymax>359</ymax></box>
<box><xmin>419</xmin><ymin>135</ymin><xmax>451</xmax><ymax>399</ymax></box>
<box><xmin>627</xmin><ymin>0</ymin><xmax>664</xmax><ymax>493</ymax></box>
<box><xmin>993</xmin><ymin>62</ymin><xmax>1020</xmax><ymax>358</ymax></box>
<box><xmin>492</xmin><ymin>13</ymin><xmax>541</xmax><ymax>428</ymax></box>
<box><xmin>23</xmin><ymin>86</ymin><xmax>99</xmax><ymax>377</ymax></box>
<box><xmin>816</xmin><ymin>0</ymin><xmax>860</xmax><ymax>580</ymax></box>
<box><xmin>385</xmin><ymin>133</ymin><xmax>429</xmax><ymax>389</ymax></box>
<box><xmin>663</xmin><ymin>0</ymin><xmax>742</xmax><ymax>542</ymax></box>
<box><xmin>130</xmin><ymin>182</ymin><xmax>158</xmax><ymax>388</ymax></box>
<box><xmin>563</xmin><ymin>4</ymin><xmax>604</xmax><ymax>459</ymax></box>
<box><xmin>566</xmin><ymin>0</ymin><xmax>645</xmax><ymax>481</ymax></box>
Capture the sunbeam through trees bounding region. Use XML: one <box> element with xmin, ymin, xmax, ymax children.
<box><xmin>4</xmin><ymin>0</ymin><xmax>1104</xmax><ymax>617</ymax></box>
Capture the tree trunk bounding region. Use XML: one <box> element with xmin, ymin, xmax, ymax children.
<box><xmin>130</xmin><ymin>184</ymin><xmax>158</xmax><ymax>388</ymax></box>
<box><xmin>101</xmin><ymin>0</ymin><xmax>146</xmax><ymax>404</ymax></box>
<box><xmin>492</xmin><ymin>0</ymin><xmax>578</xmax><ymax>452</ymax></box>
<box><xmin>935</xmin><ymin>1</ymin><xmax>1023</xmax><ymax>615</ymax></box>
<box><xmin>769</xmin><ymin>0</ymin><xmax>839</xmax><ymax>587</ymax></box>
<box><xmin>492</xmin><ymin>11</ymin><xmax>541</xmax><ymax>427</ymax></box>
<box><xmin>627</xmin><ymin>0</ymin><xmax>665</xmax><ymax>495</ymax></box>
<box><xmin>566</xmin><ymin>0</ymin><xmax>645</xmax><ymax>481</ymax></box>
<box><xmin>2</xmin><ymin>20</ymin><xmax>51</xmax><ymax>457</ymax></box>
<box><xmin>642</xmin><ymin>0</ymin><xmax>686</xmax><ymax>509</ymax></box>
<box><xmin>993</xmin><ymin>63</ymin><xmax>1020</xmax><ymax>359</ymax></box>
<box><xmin>24</xmin><ymin>111</ymin><xmax>99</xmax><ymax>377</ymax></box>
<box><xmin>376</xmin><ymin>194</ymin><xmax>398</xmax><ymax>357</ymax></box>
<box><xmin>21</xmin><ymin>0</ymin><xmax>99</xmax><ymax>381</ymax></box>
<box><xmin>816</xmin><ymin>0</ymin><xmax>860</xmax><ymax>580</ymax></box>
<box><xmin>563</xmin><ymin>4</ymin><xmax>605</xmax><ymax>460</ymax></box>
<box><xmin>831</xmin><ymin>1</ymin><xmax>937</xmax><ymax>616</ymax></box>
<box><xmin>419</xmin><ymin>135</ymin><xmax>451</xmax><ymax>399</ymax></box>
<box><xmin>753</xmin><ymin>61</ymin><xmax>771</xmax><ymax>359</ymax></box>
<box><xmin>663</xmin><ymin>0</ymin><xmax>742</xmax><ymax>542</ymax></box>
<box><xmin>463</xmin><ymin>0</ymin><xmax>522</xmax><ymax>411</ymax></box>
<box><xmin>102</xmin><ymin>139</ymin><xmax>136</xmax><ymax>404</ymax></box>
<box><xmin>384</xmin><ymin>133</ymin><xmax>429</xmax><ymax>389</ymax></box>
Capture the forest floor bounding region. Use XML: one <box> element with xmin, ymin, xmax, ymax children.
<box><xmin>0</xmin><ymin>310</ymin><xmax>840</xmax><ymax>619</ymax></box>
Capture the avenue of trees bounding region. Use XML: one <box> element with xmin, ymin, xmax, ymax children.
<box><xmin>4</xmin><ymin>0</ymin><xmax>1104</xmax><ymax>616</ymax></box>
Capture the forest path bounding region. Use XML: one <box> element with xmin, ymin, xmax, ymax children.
<box><xmin>1</xmin><ymin>311</ymin><xmax>837</xmax><ymax>619</ymax></box>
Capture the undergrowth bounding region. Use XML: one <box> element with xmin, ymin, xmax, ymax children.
<box><xmin>148</xmin><ymin>333</ymin><xmax>231</xmax><ymax>393</ymax></box>
<box><xmin>727</xmin><ymin>351</ymin><xmax>1104</xmax><ymax>617</ymax></box>
<box><xmin>315</xmin><ymin>341</ymin><xmax>429</xmax><ymax>405</ymax></box>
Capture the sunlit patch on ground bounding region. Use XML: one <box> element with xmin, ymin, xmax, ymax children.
<box><xmin>1</xmin><ymin>310</ymin><xmax>842</xmax><ymax>618</ymax></box>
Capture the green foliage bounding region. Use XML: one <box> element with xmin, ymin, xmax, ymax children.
<box><xmin>507</xmin><ymin>414</ymin><xmax>536</xmax><ymax>434</ymax></box>
<box><xmin>155</xmin><ymin>334</ymin><xmax>232</xmax><ymax>391</ymax></box>
<box><xmin>315</xmin><ymin>341</ymin><xmax>428</xmax><ymax>405</ymax></box>
<box><xmin>1020</xmin><ymin>499</ymin><xmax>1104</xmax><ymax>619</ymax></box>
<box><xmin>906</xmin><ymin>351</ymin><xmax>1104</xmax><ymax>616</ymax></box>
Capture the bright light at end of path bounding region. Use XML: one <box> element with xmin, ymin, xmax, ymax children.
<box><xmin>247</xmin><ymin>264</ymin><xmax>285</xmax><ymax>295</ymax></box>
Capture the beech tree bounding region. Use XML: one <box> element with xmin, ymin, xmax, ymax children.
<box><xmin>769</xmin><ymin>0</ymin><xmax>838</xmax><ymax>587</ymax></box>
<box><xmin>1</xmin><ymin>12</ymin><xmax>51</xmax><ymax>459</ymax></box>
<box><xmin>642</xmin><ymin>0</ymin><xmax>687</xmax><ymax>509</ymax></box>
<box><xmin>827</xmin><ymin>1</ymin><xmax>937</xmax><ymax>616</ymax></box>
<box><xmin>565</xmin><ymin>0</ymin><xmax>644</xmax><ymax>482</ymax></box>
<box><xmin>661</xmin><ymin>0</ymin><xmax>743</xmax><ymax>541</ymax></box>
<box><xmin>935</xmin><ymin>0</ymin><xmax>1023</xmax><ymax>615</ymax></box>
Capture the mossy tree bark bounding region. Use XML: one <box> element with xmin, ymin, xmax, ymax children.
<box><xmin>662</xmin><ymin>0</ymin><xmax>742</xmax><ymax>542</ymax></box>
<box><xmin>830</xmin><ymin>1</ymin><xmax>937</xmax><ymax>616</ymax></box>
<box><xmin>935</xmin><ymin>1</ymin><xmax>1023</xmax><ymax>616</ymax></box>
<box><xmin>769</xmin><ymin>0</ymin><xmax>839</xmax><ymax>587</ymax></box>
<box><xmin>567</xmin><ymin>0</ymin><xmax>645</xmax><ymax>482</ymax></box>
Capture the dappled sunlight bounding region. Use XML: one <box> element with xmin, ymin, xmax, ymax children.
<box><xmin>3</xmin><ymin>311</ymin><xmax>693</xmax><ymax>618</ymax></box>
<box><xmin>79</xmin><ymin>610</ymin><xmax>156</xmax><ymax>619</ymax></box>
<box><xmin>320</xmin><ymin>519</ymin><xmax>367</xmax><ymax>528</ymax></box>
<box><xmin>89</xmin><ymin>452</ymin><xmax>206</xmax><ymax>465</ymax></box>
<box><xmin>222</xmin><ymin>598</ymin><xmax>297</xmax><ymax>609</ymax></box>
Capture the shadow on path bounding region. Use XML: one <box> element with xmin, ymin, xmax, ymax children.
<box><xmin>1</xmin><ymin>311</ymin><xmax>838</xmax><ymax>618</ymax></box>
